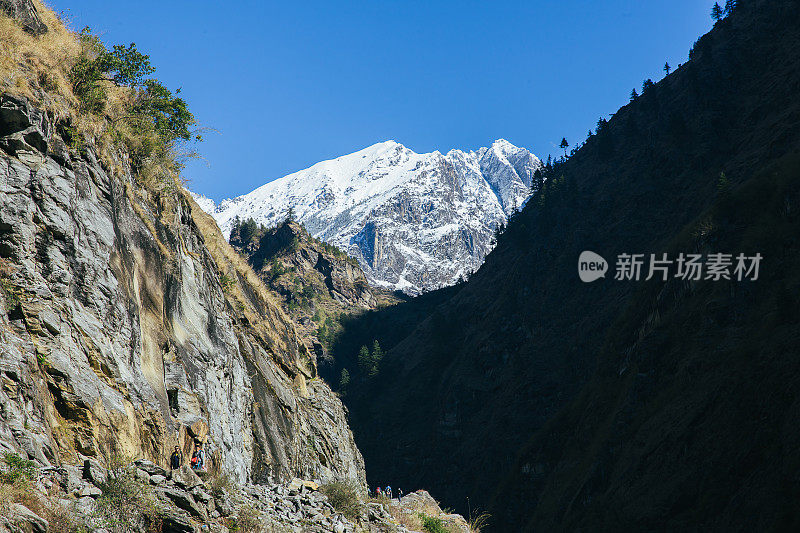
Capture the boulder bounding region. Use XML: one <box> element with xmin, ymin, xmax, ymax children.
<box><xmin>149</xmin><ymin>474</ymin><xmax>166</xmax><ymax>485</ymax></box>
<box><xmin>58</xmin><ymin>464</ymin><xmax>83</xmax><ymax>492</ymax></box>
<box><xmin>158</xmin><ymin>487</ymin><xmax>208</xmax><ymax>521</ymax></box>
<box><xmin>9</xmin><ymin>503</ymin><xmax>48</xmax><ymax>533</ymax></box>
<box><xmin>134</xmin><ymin>468</ymin><xmax>150</xmax><ymax>483</ymax></box>
<box><xmin>160</xmin><ymin>512</ymin><xmax>196</xmax><ymax>533</ymax></box>
<box><xmin>0</xmin><ymin>0</ymin><xmax>47</xmax><ymax>36</ymax></box>
<box><xmin>134</xmin><ymin>459</ymin><xmax>167</xmax><ymax>477</ymax></box>
<box><xmin>82</xmin><ymin>457</ymin><xmax>107</xmax><ymax>486</ymax></box>
<box><xmin>79</xmin><ymin>485</ymin><xmax>102</xmax><ymax>498</ymax></box>
<box><xmin>171</xmin><ymin>465</ymin><xmax>203</xmax><ymax>490</ymax></box>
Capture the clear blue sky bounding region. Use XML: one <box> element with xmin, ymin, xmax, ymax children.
<box><xmin>50</xmin><ymin>1</ymin><xmax>718</xmax><ymax>201</ymax></box>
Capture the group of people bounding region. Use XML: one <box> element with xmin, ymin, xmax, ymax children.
<box><xmin>169</xmin><ymin>441</ymin><xmax>207</xmax><ymax>472</ymax></box>
<box><xmin>375</xmin><ymin>485</ymin><xmax>403</xmax><ymax>501</ymax></box>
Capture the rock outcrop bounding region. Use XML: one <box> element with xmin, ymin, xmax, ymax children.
<box><xmin>0</xmin><ymin>0</ymin><xmax>47</xmax><ymax>36</ymax></box>
<box><xmin>0</xmin><ymin>92</ymin><xmax>365</xmax><ymax>487</ymax></box>
<box><xmin>228</xmin><ymin>219</ymin><xmax>402</xmax><ymax>372</ymax></box>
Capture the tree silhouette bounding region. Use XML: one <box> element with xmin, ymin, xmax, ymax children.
<box><xmin>240</xmin><ymin>217</ymin><xmax>258</xmax><ymax>243</ymax></box>
<box><xmin>630</xmin><ymin>88</ymin><xmax>638</xmax><ymax>101</ymax></box>
<box><xmin>339</xmin><ymin>368</ymin><xmax>350</xmax><ymax>394</ymax></box>
<box><xmin>285</xmin><ymin>206</ymin><xmax>295</xmax><ymax>222</ymax></box>
<box><xmin>711</xmin><ymin>2</ymin><xmax>723</xmax><ymax>21</ymax></box>
<box><xmin>371</xmin><ymin>340</ymin><xmax>384</xmax><ymax>367</ymax></box>
<box><xmin>664</xmin><ymin>62</ymin><xmax>671</xmax><ymax>75</ymax></box>
<box><xmin>642</xmin><ymin>78</ymin><xmax>655</xmax><ymax>93</ymax></box>
<box><xmin>724</xmin><ymin>0</ymin><xmax>736</xmax><ymax>15</ymax></box>
<box><xmin>357</xmin><ymin>345</ymin><xmax>371</xmax><ymax>375</ymax></box>
<box><xmin>560</xmin><ymin>137</ymin><xmax>569</xmax><ymax>158</ymax></box>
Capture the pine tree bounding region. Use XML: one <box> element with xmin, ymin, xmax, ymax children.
<box><xmin>532</xmin><ymin>169</ymin><xmax>544</xmax><ymax>193</ymax></box>
<box><xmin>286</xmin><ymin>206</ymin><xmax>295</xmax><ymax>222</ymax></box>
<box><xmin>560</xmin><ymin>137</ymin><xmax>569</xmax><ymax>158</ymax></box>
<box><xmin>357</xmin><ymin>345</ymin><xmax>371</xmax><ymax>375</ymax></box>
<box><xmin>664</xmin><ymin>62</ymin><xmax>671</xmax><ymax>75</ymax></box>
<box><xmin>642</xmin><ymin>79</ymin><xmax>655</xmax><ymax>93</ymax></box>
<box><xmin>339</xmin><ymin>368</ymin><xmax>350</xmax><ymax>393</ymax></box>
<box><xmin>240</xmin><ymin>217</ymin><xmax>258</xmax><ymax>243</ymax></box>
<box><xmin>370</xmin><ymin>340</ymin><xmax>384</xmax><ymax>376</ymax></box>
<box><xmin>630</xmin><ymin>88</ymin><xmax>638</xmax><ymax>101</ymax></box>
<box><xmin>724</xmin><ymin>0</ymin><xmax>736</xmax><ymax>15</ymax></box>
<box><xmin>711</xmin><ymin>2</ymin><xmax>723</xmax><ymax>21</ymax></box>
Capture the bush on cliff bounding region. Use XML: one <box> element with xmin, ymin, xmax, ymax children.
<box><xmin>320</xmin><ymin>481</ymin><xmax>362</xmax><ymax>521</ymax></box>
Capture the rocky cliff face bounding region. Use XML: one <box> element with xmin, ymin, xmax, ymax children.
<box><xmin>0</xmin><ymin>92</ymin><xmax>365</xmax><ymax>487</ymax></box>
<box><xmin>228</xmin><ymin>219</ymin><xmax>403</xmax><ymax>380</ymax></box>
<box><xmin>197</xmin><ymin>139</ymin><xmax>541</xmax><ymax>295</ymax></box>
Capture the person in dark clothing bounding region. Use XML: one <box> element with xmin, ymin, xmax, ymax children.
<box><xmin>170</xmin><ymin>446</ymin><xmax>183</xmax><ymax>469</ymax></box>
<box><xmin>397</xmin><ymin>488</ymin><xmax>403</xmax><ymax>501</ymax></box>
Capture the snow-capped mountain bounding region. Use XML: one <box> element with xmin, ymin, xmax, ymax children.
<box><xmin>196</xmin><ymin>139</ymin><xmax>541</xmax><ymax>295</ymax></box>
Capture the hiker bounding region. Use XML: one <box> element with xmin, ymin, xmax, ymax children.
<box><xmin>170</xmin><ymin>446</ymin><xmax>182</xmax><ymax>469</ymax></box>
<box><xmin>376</xmin><ymin>487</ymin><xmax>382</xmax><ymax>498</ymax></box>
<box><xmin>386</xmin><ymin>485</ymin><xmax>392</xmax><ymax>499</ymax></box>
<box><xmin>397</xmin><ymin>488</ymin><xmax>403</xmax><ymax>501</ymax></box>
<box><xmin>191</xmin><ymin>442</ymin><xmax>205</xmax><ymax>471</ymax></box>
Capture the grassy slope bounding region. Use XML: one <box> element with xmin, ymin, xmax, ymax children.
<box><xmin>335</xmin><ymin>0</ymin><xmax>800</xmax><ymax>530</ymax></box>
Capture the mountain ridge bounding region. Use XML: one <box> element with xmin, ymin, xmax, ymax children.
<box><xmin>195</xmin><ymin>138</ymin><xmax>541</xmax><ymax>294</ymax></box>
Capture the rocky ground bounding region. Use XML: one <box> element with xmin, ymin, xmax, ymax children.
<box><xmin>0</xmin><ymin>456</ymin><xmax>470</xmax><ymax>533</ymax></box>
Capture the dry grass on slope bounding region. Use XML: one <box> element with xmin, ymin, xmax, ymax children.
<box><xmin>0</xmin><ymin>1</ymin><xmax>79</xmax><ymax>109</ymax></box>
<box><xmin>0</xmin><ymin>1</ymin><xmax>191</xmax><ymax>199</ymax></box>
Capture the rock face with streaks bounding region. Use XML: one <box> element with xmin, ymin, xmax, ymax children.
<box><xmin>0</xmin><ymin>92</ymin><xmax>365</xmax><ymax>488</ymax></box>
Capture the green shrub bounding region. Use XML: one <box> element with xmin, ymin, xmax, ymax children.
<box><xmin>320</xmin><ymin>481</ymin><xmax>362</xmax><ymax>521</ymax></box>
<box><xmin>69</xmin><ymin>27</ymin><xmax>197</xmax><ymax>172</ymax></box>
<box><xmin>225</xmin><ymin>503</ymin><xmax>263</xmax><ymax>533</ymax></box>
<box><xmin>418</xmin><ymin>513</ymin><xmax>450</xmax><ymax>533</ymax></box>
<box><xmin>209</xmin><ymin>469</ymin><xmax>234</xmax><ymax>501</ymax></box>
<box><xmin>94</xmin><ymin>461</ymin><xmax>161</xmax><ymax>533</ymax></box>
<box><xmin>220</xmin><ymin>273</ymin><xmax>236</xmax><ymax>293</ymax></box>
<box><xmin>0</xmin><ymin>453</ymin><xmax>36</xmax><ymax>484</ymax></box>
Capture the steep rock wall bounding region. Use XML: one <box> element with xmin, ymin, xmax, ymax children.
<box><xmin>0</xmin><ymin>93</ymin><xmax>365</xmax><ymax>486</ymax></box>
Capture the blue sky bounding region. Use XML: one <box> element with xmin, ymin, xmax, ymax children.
<box><xmin>50</xmin><ymin>1</ymin><xmax>718</xmax><ymax>201</ymax></box>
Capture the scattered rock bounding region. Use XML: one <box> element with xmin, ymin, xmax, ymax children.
<box><xmin>150</xmin><ymin>473</ymin><xmax>166</xmax><ymax>485</ymax></box>
<box><xmin>160</xmin><ymin>512</ymin><xmax>196</xmax><ymax>533</ymax></box>
<box><xmin>9</xmin><ymin>503</ymin><xmax>48</xmax><ymax>533</ymax></box>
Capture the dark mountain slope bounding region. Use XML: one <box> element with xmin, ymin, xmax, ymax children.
<box><xmin>335</xmin><ymin>1</ymin><xmax>800</xmax><ymax>530</ymax></box>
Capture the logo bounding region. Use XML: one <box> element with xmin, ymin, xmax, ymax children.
<box><xmin>578</xmin><ymin>251</ymin><xmax>608</xmax><ymax>282</ymax></box>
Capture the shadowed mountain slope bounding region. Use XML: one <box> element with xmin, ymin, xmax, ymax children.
<box><xmin>333</xmin><ymin>1</ymin><xmax>800</xmax><ymax>530</ymax></box>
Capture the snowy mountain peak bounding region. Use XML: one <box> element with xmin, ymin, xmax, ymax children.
<box><xmin>195</xmin><ymin>140</ymin><xmax>541</xmax><ymax>294</ymax></box>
